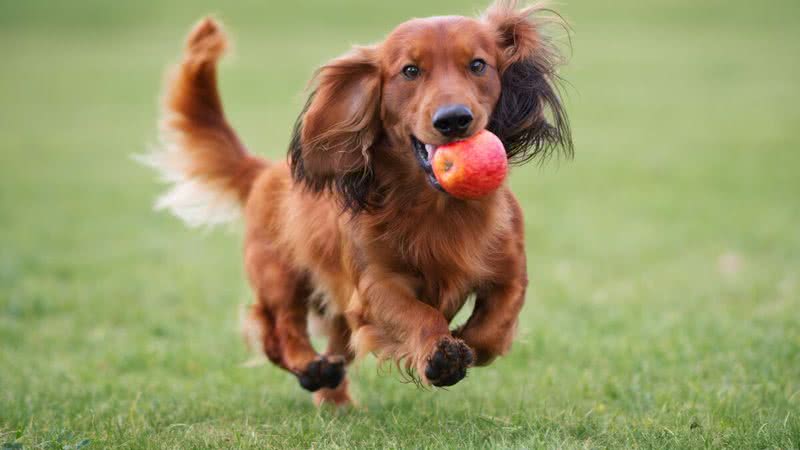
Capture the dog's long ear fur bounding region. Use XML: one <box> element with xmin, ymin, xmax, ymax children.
<box><xmin>289</xmin><ymin>46</ymin><xmax>382</xmax><ymax>211</ymax></box>
<box><xmin>484</xmin><ymin>1</ymin><xmax>572</xmax><ymax>163</ymax></box>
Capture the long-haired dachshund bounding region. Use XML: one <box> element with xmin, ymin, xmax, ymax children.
<box><xmin>143</xmin><ymin>0</ymin><xmax>571</xmax><ymax>406</ymax></box>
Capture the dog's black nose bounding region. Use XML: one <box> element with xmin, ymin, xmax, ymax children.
<box><xmin>432</xmin><ymin>104</ymin><xmax>473</xmax><ymax>137</ymax></box>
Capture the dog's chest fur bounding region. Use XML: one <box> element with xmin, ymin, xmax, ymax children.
<box><xmin>357</xmin><ymin>188</ymin><xmax>513</xmax><ymax>319</ymax></box>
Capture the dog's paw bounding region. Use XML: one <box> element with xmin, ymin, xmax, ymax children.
<box><xmin>424</xmin><ymin>338</ymin><xmax>474</xmax><ymax>387</ymax></box>
<box><xmin>297</xmin><ymin>356</ymin><xmax>345</xmax><ymax>392</ymax></box>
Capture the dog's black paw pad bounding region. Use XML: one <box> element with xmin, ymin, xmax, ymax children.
<box><xmin>297</xmin><ymin>356</ymin><xmax>345</xmax><ymax>392</ymax></box>
<box><xmin>424</xmin><ymin>338</ymin><xmax>474</xmax><ymax>387</ymax></box>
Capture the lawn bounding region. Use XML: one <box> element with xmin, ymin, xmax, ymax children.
<box><xmin>1</xmin><ymin>0</ymin><xmax>799</xmax><ymax>448</ymax></box>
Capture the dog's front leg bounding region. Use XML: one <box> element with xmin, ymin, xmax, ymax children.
<box><xmin>351</xmin><ymin>268</ymin><xmax>474</xmax><ymax>387</ymax></box>
<box><xmin>455</xmin><ymin>272</ymin><xmax>527</xmax><ymax>366</ymax></box>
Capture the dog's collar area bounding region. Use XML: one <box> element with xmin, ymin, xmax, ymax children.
<box><xmin>411</xmin><ymin>135</ymin><xmax>445</xmax><ymax>193</ymax></box>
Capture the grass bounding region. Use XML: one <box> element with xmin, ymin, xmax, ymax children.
<box><xmin>1</xmin><ymin>0</ymin><xmax>799</xmax><ymax>448</ymax></box>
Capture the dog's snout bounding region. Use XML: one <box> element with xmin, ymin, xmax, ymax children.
<box><xmin>432</xmin><ymin>104</ymin><xmax>473</xmax><ymax>137</ymax></box>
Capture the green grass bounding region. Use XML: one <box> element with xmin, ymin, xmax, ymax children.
<box><xmin>1</xmin><ymin>0</ymin><xmax>799</xmax><ymax>448</ymax></box>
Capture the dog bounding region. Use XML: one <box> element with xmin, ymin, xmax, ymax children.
<box><xmin>142</xmin><ymin>0</ymin><xmax>571</xmax><ymax>406</ymax></box>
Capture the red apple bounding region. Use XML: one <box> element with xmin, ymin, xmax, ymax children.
<box><xmin>432</xmin><ymin>130</ymin><xmax>508</xmax><ymax>199</ymax></box>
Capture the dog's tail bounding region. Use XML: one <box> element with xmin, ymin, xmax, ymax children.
<box><xmin>138</xmin><ymin>18</ymin><xmax>265</xmax><ymax>227</ymax></box>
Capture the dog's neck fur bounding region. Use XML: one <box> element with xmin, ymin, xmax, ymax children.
<box><xmin>353</xmin><ymin>137</ymin><xmax>510</xmax><ymax>294</ymax></box>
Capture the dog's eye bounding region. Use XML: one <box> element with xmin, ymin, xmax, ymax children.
<box><xmin>402</xmin><ymin>64</ymin><xmax>420</xmax><ymax>80</ymax></box>
<box><xmin>469</xmin><ymin>59</ymin><xmax>487</xmax><ymax>75</ymax></box>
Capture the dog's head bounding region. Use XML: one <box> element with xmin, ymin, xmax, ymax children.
<box><xmin>290</xmin><ymin>1</ymin><xmax>572</xmax><ymax>210</ymax></box>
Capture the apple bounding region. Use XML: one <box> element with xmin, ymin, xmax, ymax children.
<box><xmin>432</xmin><ymin>130</ymin><xmax>508</xmax><ymax>199</ymax></box>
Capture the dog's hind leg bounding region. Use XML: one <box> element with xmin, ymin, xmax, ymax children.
<box><xmin>243</xmin><ymin>246</ymin><xmax>345</xmax><ymax>394</ymax></box>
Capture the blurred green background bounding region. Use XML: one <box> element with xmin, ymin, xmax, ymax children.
<box><xmin>1</xmin><ymin>0</ymin><xmax>799</xmax><ymax>448</ymax></box>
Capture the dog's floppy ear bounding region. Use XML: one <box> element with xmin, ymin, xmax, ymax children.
<box><xmin>289</xmin><ymin>46</ymin><xmax>381</xmax><ymax>211</ymax></box>
<box><xmin>484</xmin><ymin>1</ymin><xmax>572</xmax><ymax>163</ymax></box>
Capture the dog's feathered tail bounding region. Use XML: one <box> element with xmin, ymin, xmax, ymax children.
<box><xmin>138</xmin><ymin>18</ymin><xmax>265</xmax><ymax>227</ymax></box>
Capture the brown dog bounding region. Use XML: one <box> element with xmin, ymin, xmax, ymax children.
<box><xmin>143</xmin><ymin>0</ymin><xmax>571</xmax><ymax>406</ymax></box>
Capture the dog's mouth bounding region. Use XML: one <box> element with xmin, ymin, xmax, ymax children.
<box><xmin>411</xmin><ymin>136</ymin><xmax>445</xmax><ymax>192</ymax></box>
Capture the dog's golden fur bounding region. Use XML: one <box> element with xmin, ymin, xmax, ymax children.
<box><xmin>145</xmin><ymin>1</ymin><xmax>571</xmax><ymax>406</ymax></box>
